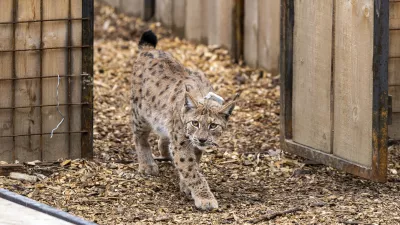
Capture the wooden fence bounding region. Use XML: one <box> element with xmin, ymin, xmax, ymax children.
<box><xmin>105</xmin><ymin>0</ymin><xmax>400</xmax><ymax>141</ymax></box>
<box><xmin>103</xmin><ymin>0</ymin><xmax>281</xmax><ymax>74</ymax></box>
<box><xmin>0</xmin><ymin>0</ymin><xmax>94</xmax><ymax>163</ymax></box>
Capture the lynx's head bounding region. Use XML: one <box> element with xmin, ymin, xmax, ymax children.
<box><xmin>181</xmin><ymin>91</ymin><xmax>239</xmax><ymax>149</ymax></box>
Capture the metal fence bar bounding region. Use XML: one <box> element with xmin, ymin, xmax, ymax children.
<box><xmin>81</xmin><ymin>0</ymin><xmax>94</xmax><ymax>159</ymax></box>
<box><xmin>0</xmin><ymin>45</ymin><xmax>91</xmax><ymax>53</ymax></box>
<box><xmin>0</xmin><ymin>131</ymin><xmax>88</xmax><ymax>138</ymax></box>
<box><xmin>0</xmin><ymin>103</ymin><xmax>90</xmax><ymax>110</ymax></box>
<box><xmin>0</xmin><ymin>17</ymin><xmax>89</xmax><ymax>25</ymax></box>
<box><xmin>0</xmin><ymin>74</ymin><xmax>90</xmax><ymax>81</ymax></box>
<box><xmin>11</xmin><ymin>0</ymin><xmax>18</xmax><ymax>162</ymax></box>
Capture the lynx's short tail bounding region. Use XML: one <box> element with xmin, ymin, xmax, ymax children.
<box><xmin>139</xmin><ymin>30</ymin><xmax>157</xmax><ymax>49</ymax></box>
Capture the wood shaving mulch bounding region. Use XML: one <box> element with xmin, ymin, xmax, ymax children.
<box><xmin>1</xmin><ymin>1</ymin><xmax>400</xmax><ymax>224</ymax></box>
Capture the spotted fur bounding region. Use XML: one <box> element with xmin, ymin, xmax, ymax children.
<box><xmin>131</xmin><ymin>30</ymin><xmax>238</xmax><ymax>210</ymax></box>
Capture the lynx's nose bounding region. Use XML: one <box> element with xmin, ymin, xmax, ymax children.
<box><xmin>198</xmin><ymin>139</ymin><xmax>207</xmax><ymax>144</ymax></box>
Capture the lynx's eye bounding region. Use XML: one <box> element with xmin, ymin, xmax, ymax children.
<box><xmin>191</xmin><ymin>121</ymin><xmax>199</xmax><ymax>128</ymax></box>
<box><xmin>209</xmin><ymin>123</ymin><xmax>218</xmax><ymax>130</ymax></box>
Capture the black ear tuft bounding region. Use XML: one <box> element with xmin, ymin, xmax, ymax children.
<box><xmin>139</xmin><ymin>30</ymin><xmax>158</xmax><ymax>49</ymax></box>
<box><xmin>219</xmin><ymin>102</ymin><xmax>236</xmax><ymax>120</ymax></box>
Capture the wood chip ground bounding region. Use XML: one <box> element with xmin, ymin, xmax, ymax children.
<box><xmin>1</xmin><ymin>1</ymin><xmax>400</xmax><ymax>224</ymax></box>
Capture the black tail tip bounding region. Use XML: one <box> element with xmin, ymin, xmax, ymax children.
<box><xmin>139</xmin><ymin>30</ymin><xmax>157</xmax><ymax>48</ymax></box>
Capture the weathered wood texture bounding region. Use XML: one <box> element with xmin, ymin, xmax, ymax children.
<box><xmin>103</xmin><ymin>0</ymin><xmax>281</xmax><ymax>72</ymax></box>
<box><xmin>42</xmin><ymin>0</ymin><xmax>70</xmax><ymax>161</ymax></box>
<box><xmin>292</xmin><ymin>0</ymin><xmax>333</xmax><ymax>153</ymax></box>
<box><xmin>333</xmin><ymin>0</ymin><xmax>374</xmax><ymax>167</ymax></box>
<box><xmin>207</xmin><ymin>0</ymin><xmax>235</xmax><ymax>50</ymax></box>
<box><xmin>389</xmin><ymin>113</ymin><xmax>400</xmax><ymax>139</ymax></box>
<box><xmin>0</xmin><ymin>0</ymin><xmax>14</xmax><ymax>162</ymax></box>
<box><xmin>0</xmin><ymin>1</ymin><xmax>91</xmax><ymax>162</ymax></box>
<box><xmin>103</xmin><ymin>0</ymin><xmax>143</xmax><ymax>16</ymax></box>
<box><xmin>172</xmin><ymin>0</ymin><xmax>185</xmax><ymax>37</ymax></box>
<box><xmin>185</xmin><ymin>0</ymin><xmax>208</xmax><ymax>44</ymax></box>
<box><xmin>257</xmin><ymin>0</ymin><xmax>280</xmax><ymax>74</ymax></box>
<box><xmin>389</xmin><ymin>0</ymin><xmax>400</xmax><ymax>139</ymax></box>
<box><xmin>155</xmin><ymin>0</ymin><xmax>173</xmax><ymax>27</ymax></box>
<box><xmin>0</xmin><ymin>198</ymin><xmax>73</xmax><ymax>225</ymax></box>
<box><xmin>244</xmin><ymin>0</ymin><xmax>258</xmax><ymax>67</ymax></box>
<box><xmin>243</xmin><ymin>0</ymin><xmax>280</xmax><ymax>73</ymax></box>
<box><xmin>71</xmin><ymin>0</ymin><xmax>83</xmax><ymax>159</ymax></box>
<box><xmin>15</xmin><ymin>0</ymin><xmax>42</xmax><ymax>162</ymax></box>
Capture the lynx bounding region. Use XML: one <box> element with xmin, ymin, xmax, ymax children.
<box><xmin>131</xmin><ymin>30</ymin><xmax>239</xmax><ymax>210</ymax></box>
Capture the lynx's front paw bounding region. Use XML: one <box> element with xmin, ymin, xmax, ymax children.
<box><xmin>138</xmin><ymin>163</ymin><xmax>159</xmax><ymax>176</ymax></box>
<box><xmin>193</xmin><ymin>195</ymin><xmax>218</xmax><ymax>210</ymax></box>
<box><xmin>179</xmin><ymin>180</ymin><xmax>192</xmax><ymax>199</ymax></box>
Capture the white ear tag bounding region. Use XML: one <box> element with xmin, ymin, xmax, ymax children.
<box><xmin>204</xmin><ymin>92</ymin><xmax>225</xmax><ymax>105</ymax></box>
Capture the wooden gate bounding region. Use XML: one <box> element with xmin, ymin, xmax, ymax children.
<box><xmin>280</xmin><ymin>0</ymin><xmax>389</xmax><ymax>182</ymax></box>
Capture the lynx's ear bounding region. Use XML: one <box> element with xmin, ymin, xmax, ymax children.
<box><xmin>218</xmin><ymin>92</ymin><xmax>240</xmax><ymax>120</ymax></box>
<box><xmin>184</xmin><ymin>92</ymin><xmax>198</xmax><ymax>110</ymax></box>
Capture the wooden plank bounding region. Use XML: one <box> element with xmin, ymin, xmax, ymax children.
<box><xmin>244</xmin><ymin>0</ymin><xmax>258</xmax><ymax>67</ymax></box>
<box><xmin>185</xmin><ymin>0</ymin><xmax>208</xmax><ymax>44</ymax></box>
<box><xmin>0</xmin><ymin>164</ymin><xmax>25</xmax><ymax>176</ymax></box>
<box><xmin>142</xmin><ymin>0</ymin><xmax>155</xmax><ymax>21</ymax></box>
<box><xmin>258</xmin><ymin>0</ymin><xmax>280</xmax><ymax>74</ymax></box>
<box><xmin>389</xmin><ymin>30</ymin><xmax>400</xmax><ymax>57</ymax></box>
<box><xmin>389</xmin><ymin>58</ymin><xmax>400</xmax><ymax>85</ymax></box>
<box><xmin>0</xmin><ymin>0</ymin><xmax>14</xmax><ymax>162</ymax></box>
<box><xmin>155</xmin><ymin>0</ymin><xmax>172</xmax><ymax>27</ymax></box>
<box><xmin>389</xmin><ymin>113</ymin><xmax>400</xmax><ymax>139</ymax></box>
<box><xmin>389</xmin><ymin>86</ymin><xmax>400</xmax><ymax>112</ymax></box>
<box><xmin>121</xmin><ymin>0</ymin><xmax>143</xmax><ymax>17</ymax></box>
<box><xmin>292</xmin><ymin>0</ymin><xmax>332</xmax><ymax>153</ymax></box>
<box><xmin>390</xmin><ymin>1</ymin><xmax>400</xmax><ymax>29</ymax></box>
<box><xmin>42</xmin><ymin>0</ymin><xmax>69</xmax><ymax>161</ymax></box>
<box><xmin>207</xmin><ymin>0</ymin><xmax>234</xmax><ymax>51</ymax></box>
<box><xmin>172</xmin><ymin>0</ymin><xmax>186</xmax><ymax>38</ymax></box>
<box><xmin>102</xmin><ymin>0</ymin><xmax>120</xmax><ymax>8</ymax></box>
<box><xmin>333</xmin><ymin>0</ymin><xmax>374</xmax><ymax>167</ymax></box>
<box><xmin>0</xmin><ymin>198</ymin><xmax>73</xmax><ymax>225</ymax></box>
<box><xmin>70</xmin><ymin>0</ymin><xmax>83</xmax><ymax>159</ymax></box>
<box><xmin>14</xmin><ymin>0</ymin><xmax>41</xmax><ymax>162</ymax></box>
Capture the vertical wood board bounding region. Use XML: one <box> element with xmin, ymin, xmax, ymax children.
<box><xmin>333</xmin><ymin>0</ymin><xmax>374</xmax><ymax>167</ymax></box>
<box><xmin>155</xmin><ymin>0</ymin><xmax>172</xmax><ymax>27</ymax></box>
<box><xmin>292</xmin><ymin>0</ymin><xmax>333</xmax><ymax>153</ymax></box>
<box><xmin>42</xmin><ymin>0</ymin><xmax>69</xmax><ymax>161</ymax></box>
<box><xmin>185</xmin><ymin>0</ymin><xmax>208</xmax><ymax>43</ymax></box>
<box><xmin>389</xmin><ymin>86</ymin><xmax>400</xmax><ymax>112</ymax></box>
<box><xmin>172</xmin><ymin>0</ymin><xmax>186</xmax><ymax>37</ymax></box>
<box><xmin>258</xmin><ymin>0</ymin><xmax>280</xmax><ymax>74</ymax></box>
<box><xmin>244</xmin><ymin>0</ymin><xmax>258</xmax><ymax>67</ymax></box>
<box><xmin>390</xmin><ymin>1</ymin><xmax>400</xmax><ymax>28</ymax></box>
<box><xmin>14</xmin><ymin>0</ymin><xmax>41</xmax><ymax>162</ymax></box>
<box><xmin>70</xmin><ymin>0</ymin><xmax>83</xmax><ymax>158</ymax></box>
<box><xmin>389</xmin><ymin>30</ymin><xmax>400</xmax><ymax>57</ymax></box>
<box><xmin>0</xmin><ymin>0</ymin><xmax>13</xmax><ymax>162</ymax></box>
<box><xmin>121</xmin><ymin>0</ymin><xmax>143</xmax><ymax>17</ymax></box>
<box><xmin>389</xmin><ymin>113</ymin><xmax>400</xmax><ymax>139</ymax></box>
<box><xmin>389</xmin><ymin>58</ymin><xmax>400</xmax><ymax>85</ymax></box>
<box><xmin>207</xmin><ymin>0</ymin><xmax>234</xmax><ymax>51</ymax></box>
